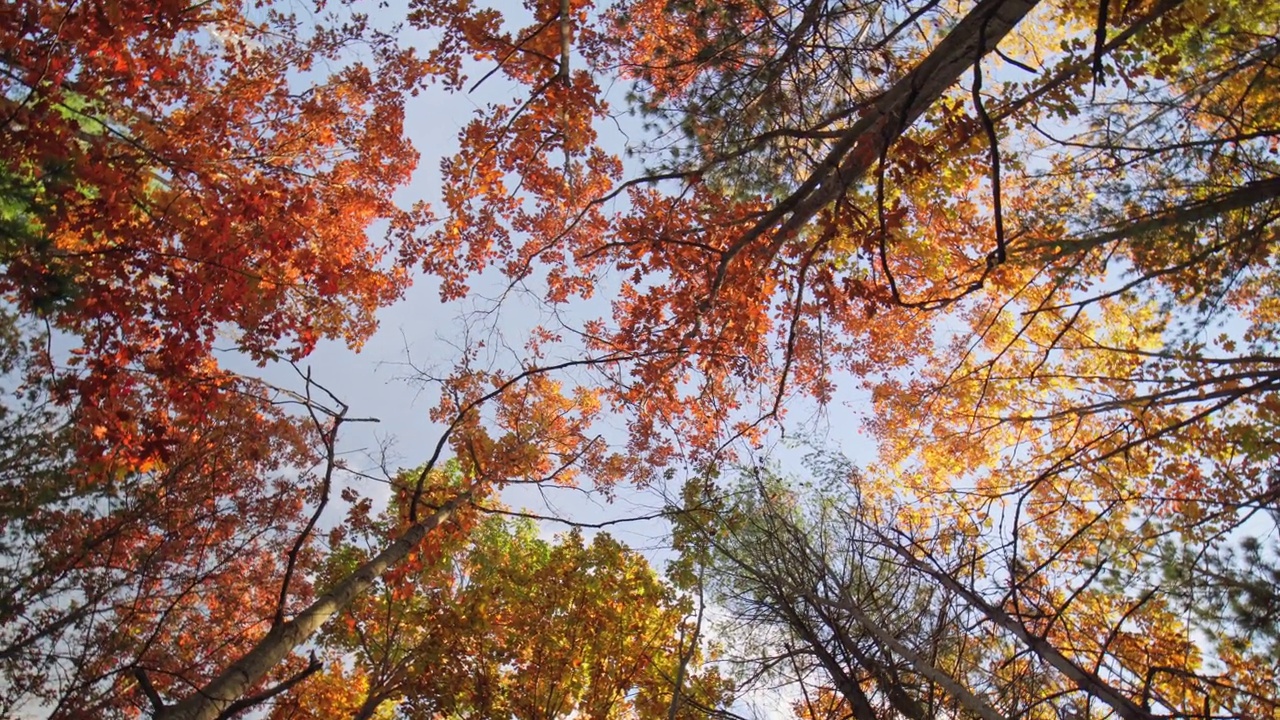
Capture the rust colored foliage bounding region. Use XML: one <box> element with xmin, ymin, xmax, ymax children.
<box><xmin>1</xmin><ymin>0</ymin><xmax>429</xmax><ymax>715</ymax></box>
<box><xmin>3</xmin><ymin>0</ymin><xmax>1279</xmax><ymax>716</ymax></box>
<box><xmin>409</xmin><ymin>0</ymin><xmax>1280</xmax><ymax>717</ymax></box>
<box><xmin>1</xmin><ymin>0</ymin><xmax>428</xmax><ymax>469</ymax></box>
<box><xmin>0</xmin><ymin>364</ymin><xmax>319</xmax><ymax>717</ymax></box>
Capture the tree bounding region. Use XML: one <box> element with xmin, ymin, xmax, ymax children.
<box><xmin>1164</xmin><ymin>532</ymin><xmax>1280</xmax><ymax>658</ymax></box>
<box><xmin>0</xmin><ymin>310</ymin><xmax>75</xmax><ymax>534</ymax></box>
<box><xmin>402</xmin><ymin>0</ymin><xmax>1272</xmax><ymax>502</ymax></box>
<box><xmin>0</xmin><ymin>0</ymin><xmax>424</xmax><ymax>714</ymax></box>
<box><xmin>1152</xmin><ymin>521</ymin><xmax>1280</xmax><ymax>707</ymax></box>
<box><xmin>6</xmin><ymin>0</ymin><xmax>1279</xmax><ymax>716</ymax></box>
<box><xmin>408</xmin><ymin>0</ymin><xmax>1049</xmax><ymax>466</ymax></box>
<box><xmin>673</xmin><ymin>458</ymin><xmax>1276</xmax><ymax>720</ymax></box>
<box><xmin>0</xmin><ymin>365</ymin><xmax>317</xmax><ymax>717</ymax></box>
<box><xmin>410</xmin><ymin>0</ymin><xmax>1280</xmax><ymax>476</ymax></box>
<box><xmin>280</xmin><ymin>510</ymin><xmax>729</xmax><ymax>720</ymax></box>
<box><xmin>676</xmin><ymin>465</ymin><xmax>1007</xmax><ymax>720</ymax></box>
<box><xmin>407</xmin><ymin>0</ymin><xmax>1280</xmax><ymax>714</ymax></box>
<box><xmin>1</xmin><ymin>0</ymin><xmax>428</xmax><ymax>470</ymax></box>
<box><xmin>0</xmin><ymin>354</ymin><xmax>656</xmax><ymax>719</ymax></box>
<box><xmin>0</xmin><ymin>1</ymin><xmax>440</xmax><ymax>714</ymax></box>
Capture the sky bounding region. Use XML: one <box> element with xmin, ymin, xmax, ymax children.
<box><xmin>209</xmin><ymin>5</ymin><xmax>1280</xmax><ymax>716</ymax></box>
<box><xmin>222</xmin><ymin>0</ymin><xmax>694</xmax><ymax>554</ymax></box>
<box><xmin>225</xmin><ymin>0</ymin><xmax>881</xmax><ymax>558</ymax></box>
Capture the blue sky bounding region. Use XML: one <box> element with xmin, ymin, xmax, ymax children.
<box><xmin>219</xmin><ymin>0</ymin><xmax>886</xmax><ymax>561</ymax></box>
<box><xmin>215</xmin><ymin>0</ymin><xmax>690</xmax><ymax>551</ymax></box>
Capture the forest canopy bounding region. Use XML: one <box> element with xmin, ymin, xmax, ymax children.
<box><xmin>1</xmin><ymin>0</ymin><xmax>1277</xmax><ymax>718</ymax></box>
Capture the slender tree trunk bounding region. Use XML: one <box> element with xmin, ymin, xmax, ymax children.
<box><xmin>157</xmin><ymin>491</ymin><xmax>472</xmax><ymax>720</ymax></box>
<box><xmin>711</xmin><ymin>0</ymin><xmax>1041</xmax><ymax>296</ymax></box>
<box><xmin>876</xmin><ymin>533</ymin><xmax>1156</xmax><ymax>720</ymax></box>
<box><xmin>806</xmin><ymin>593</ymin><xmax>1005</xmax><ymax>720</ymax></box>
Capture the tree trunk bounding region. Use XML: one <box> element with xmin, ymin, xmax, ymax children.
<box><xmin>711</xmin><ymin>0</ymin><xmax>1041</xmax><ymax>296</ymax></box>
<box><xmin>157</xmin><ymin>491</ymin><xmax>472</xmax><ymax>720</ymax></box>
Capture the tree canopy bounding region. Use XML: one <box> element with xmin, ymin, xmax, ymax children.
<box><xmin>1</xmin><ymin>0</ymin><xmax>1277</xmax><ymax>717</ymax></box>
